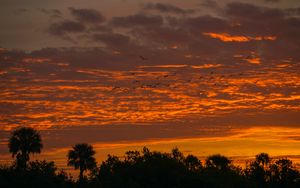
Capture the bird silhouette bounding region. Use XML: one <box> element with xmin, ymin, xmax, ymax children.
<box><xmin>139</xmin><ymin>55</ymin><xmax>148</xmax><ymax>61</ymax></box>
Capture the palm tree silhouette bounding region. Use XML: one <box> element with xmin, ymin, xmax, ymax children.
<box><xmin>67</xmin><ymin>143</ymin><xmax>97</xmax><ymax>181</ymax></box>
<box><xmin>8</xmin><ymin>127</ymin><xmax>43</xmax><ymax>169</ymax></box>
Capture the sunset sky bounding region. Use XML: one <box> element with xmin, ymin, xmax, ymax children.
<box><xmin>1</xmin><ymin>0</ymin><xmax>300</xmax><ymax>171</ymax></box>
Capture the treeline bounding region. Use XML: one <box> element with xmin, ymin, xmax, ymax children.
<box><xmin>1</xmin><ymin>127</ymin><xmax>300</xmax><ymax>188</ymax></box>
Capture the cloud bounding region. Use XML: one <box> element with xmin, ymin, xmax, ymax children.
<box><xmin>42</xmin><ymin>1</ymin><xmax>300</xmax><ymax>64</ymax></box>
<box><xmin>111</xmin><ymin>14</ymin><xmax>163</xmax><ymax>28</ymax></box>
<box><xmin>203</xmin><ymin>32</ymin><xmax>277</xmax><ymax>42</ymax></box>
<box><xmin>143</xmin><ymin>3</ymin><xmax>193</xmax><ymax>14</ymax></box>
<box><xmin>1</xmin><ymin>43</ymin><xmax>300</xmax><ymax>135</ymax></box>
<box><xmin>15</xmin><ymin>8</ymin><xmax>29</xmax><ymax>14</ymax></box>
<box><xmin>286</xmin><ymin>7</ymin><xmax>300</xmax><ymax>16</ymax></box>
<box><xmin>88</xmin><ymin>25</ymin><xmax>112</xmax><ymax>33</ymax></box>
<box><xmin>69</xmin><ymin>7</ymin><xmax>105</xmax><ymax>24</ymax></box>
<box><xmin>182</xmin><ymin>15</ymin><xmax>229</xmax><ymax>34</ymax></box>
<box><xmin>264</xmin><ymin>0</ymin><xmax>280</xmax><ymax>3</ymax></box>
<box><xmin>130</xmin><ymin>26</ymin><xmax>192</xmax><ymax>47</ymax></box>
<box><xmin>225</xmin><ymin>2</ymin><xmax>284</xmax><ymax>22</ymax></box>
<box><xmin>200</xmin><ymin>0</ymin><xmax>219</xmax><ymax>9</ymax></box>
<box><xmin>92</xmin><ymin>33</ymin><xmax>131</xmax><ymax>49</ymax></box>
<box><xmin>48</xmin><ymin>20</ymin><xmax>85</xmax><ymax>36</ymax></box>
<box><xmin>39</xmin><ymin>8</ymin><xmax>62</xmax><ymax>18</ymax></box>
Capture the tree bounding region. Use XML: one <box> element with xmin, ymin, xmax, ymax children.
<box><xmin>269</xmin><ymin>158</ymin><xmax>300</xmax><ymax>186</ymax></box>
<box><xmin>245</xmin><ymin>153</ymin><xmax>271</xmax><ymax>187</ymax></box>
<box><xmin>8</xmin><ymin>127</ymin><xmax>43</xmax><ymax>169</ymax></box>
<box><xmin>67</xmin><ymin>143</ymin><xmax>97</xmax><ymax>181</ymax></box>
<box><xmin>97</xmin><ymin>148</ymin><xmax>189</xmax><ymax>188</ymax></box>
<box><xmin>184</xmin><ymin>154</ymin><xmax>202</xmax><ymax>172</ymax></box>
<box><xmin>171</xmin><ymin>147</ymin><xmax>184</xmax><ymax>162</ymax></box>
<box><xmin>0</xmin><ymin>160</ymin><xmax>73</xmax><ymax>188</ymax></box>
<box><xmin>206</xmin><ymin>154</ymin><xmax>231</xmax><ymax>171</ymax></box>
<box><xmin>255</xmin><ymin>153</ymin><xmax>270</xmax><ymax>167</ymax></box>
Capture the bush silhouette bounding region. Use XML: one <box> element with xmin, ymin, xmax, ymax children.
<box><xmin>0</xmin><ymin>160</ymin><xmax>72</xmax><ymax>188</ymax></box>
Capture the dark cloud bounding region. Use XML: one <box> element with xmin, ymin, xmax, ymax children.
<box><xmin>48</xmin><ymin>20</ymin><xmax>85</xmax><ymax>36</ymax></box>
<box><xmin>143</xmin><ymin>3</ymin><xmax>193</xmax><ymax>14</ymax></box>
<box><xmin>39</xmin><ymin>8</ymin><xmax>62</xmax><ymax>18</ymax></box>
<box><xmin>29</xmin><ymin>47</ymin><xmax>139</xmax><ymax>70</ymax></box>
<box><xmin>92</xmin><ymin>33</ymin><xmax>131</xmax><ymax>49</ymax></box>
<box><xmin>183</xmin><ymin>15</ymin><xmax>229</xmax><ymax>34</ymax></box>
<box><xmin>226</xmin><ymin>2</ymin><xmax>284</xmax><ymax>21</ymax></box>
<box><xmin>69</xmin><ymin>7</ymin><xmax>105</xmax><ymax>24</ymax></box>
<box><xmin>224</xmin><ymin>2</ymin><xmax>300</xmax><ymax>50</ymax></box>
<box><xmin>43</xmin><ymin>1</ymin><xmax>300</xmax><ymax>65</ymax></box>
<box><xmin>286</xmin><ymin>7</ymin><xmax>300</xmax><ymax>16</ymax></box>
<box><xmin>0</xmin><ymin>48</ymin><xmax>26</xmax><ymax>68</ymax></box>
<box><xmin>200</xmin><ymin>0</ymin><xmax>219</xmax><ymax>9</ymax></box>
<box><xmin>264</xmin><ymin>0</ymin><xmax>280</xmax><ymax>3</ymax></box>
<box><xmin>30</xmin><ymin>47</ymin><xmax>109</xmax><ymax>68</ymax></box>
<box><xmin>111</xmin><ymin>14</ymin><xmax>163</xmax><ymax>28</ymax></box>
<box><xmin>88</xmin><ymin>25</ymin><xmax>112</xmax><ymax>33</ymax></box>
<box><xmin>130</xmin><ymin>26</ymin><xmax>191</xmax><ymax>46</ymax></box>
<box><xmin>15</xmin><ymin>8</ymin><xmax>29</xmax><ymax>14</ymax></box>
<box><xmin>39</xmin><ymin>124</ymin><xmax>233</xmax><ymax>149</ymax></box>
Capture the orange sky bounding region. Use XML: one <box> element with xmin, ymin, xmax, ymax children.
<box><xmin>1</xmin><ymin>0</ymin><xmax>300</xmax><ymax>173</ymax></box>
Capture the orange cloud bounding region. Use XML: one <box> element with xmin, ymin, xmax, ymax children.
<box><xmin>203</xmin><ymin>32</ymin><xmax>250</xmax><ymax>42</ymax></box>
<box><xmin>0</xmin><ymin>47</ymin><xmax>6</xmax><ymax>52</ymax></box>
<box><xmin>191</xmin><ymin>64</ymin><xmax>222</xmax><ymax>69</ymax></box>
<box><xmin>203</xmin><ymin>32</ymin><xmax>277</xmax><ymax>42</ymax></box>
<box><xmin>22</xmin><ymin>57</ymin><xmax>51</xmax><ymax>63</ymax></box>
<box><xmin>245</xmin><ymin>57</ymin><xmax>261</xmax><ymax>64</ymax></box>
<box><xmin>1</xmin><ymin>58</ymin><xmax>300</xmax><ymax>132</ymax></box>
<box><xmin>139</xmin><ymin>64</ymin><xmax>188</xmax><ymax>68</ymax></box>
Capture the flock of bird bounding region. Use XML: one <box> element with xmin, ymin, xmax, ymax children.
<box><xmin>108</xmin><ymin>55</ymin><xmax>262</xmax><ymax>94</ymax></box>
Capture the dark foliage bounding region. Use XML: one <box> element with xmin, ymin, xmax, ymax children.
<box><xmin>1</xmin><ymin>128</ymin><xmax>300</xmax><ymax>188</ymax></box>
<box><xmin>1</xmin><ymin>149</ymin><xmax>300</xmax><ymax>188</ymax></box>
<box><xmin>0</xmin><ymin>160</ymin><xmax>73</xmax><ymax>188</ymax></box>
<box><xmin>92</xmin><ymin>148</ymin><xmax>300</xmax><ymax>188</ymax></box>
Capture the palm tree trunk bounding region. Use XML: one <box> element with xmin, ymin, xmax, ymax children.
<box><xmin>79</xmin><ymin>166</ymin><xmax>84</xmax><ymax>181</ymax></box>
<box><xmin>17</xmin><ymin>152</ymin><xmax>28</xmax><ymax>170</ymax></box>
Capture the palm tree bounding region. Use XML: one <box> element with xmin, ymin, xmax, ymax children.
<box><xmin>67</xmin><ymin>143</ymin><xmax>97</xmax><ymax>181</ymax></box>
<box><xmin>8</xmin><ymin>127</ymin><xmax>43</xmax><ymax>169</ymax></box>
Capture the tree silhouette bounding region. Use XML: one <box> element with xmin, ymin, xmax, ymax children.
<box><xmin>8</xmin><ymin>127</ymin><xmax>43</xmax><ymax>169</ymax></box>
<box><xmin>67</xmin><ymin>143</ymin><xmax>97</xmax><ymax>181</ymax></box>
<box><xmin>245</xmin><ymin>153</ymin><xmax>271</xmax><ymax>186</ymax></box>
<box><xmin>184</xmin><ymin>154</ymin><xmax>202</xmax><ymax>172</ymax></box>
<box><xmin>171</xmin><ymin>147</ymin><xmax>184</xmax><ymax>162</ymax></box>
<box><xmin>98</xmin><ymin>147</ymin><xmax>189</xmax><ymax>188</ymax></box>
<box><xmin>269</xmin><ymin>158</ymin><xmax>300</xmax><ymax>186</ymax></box>
<box><xmin>206</xmin><ymin>154</ymin><xmax>231</xmax><ymax>171</ymax></box>
<box><xmin>0</xmin><ymin>160</ymin><xmax>72</xmax><ymax>188</ymax></box>
<box><xmin>3</xmin><ymin>140</ymin><xmax>300</xmax><ymax>188</ymax></box>
<box><xmin>255</xmin><ymin>153</ymin><xmax>270</xmax><ymax>167</ymax></box>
